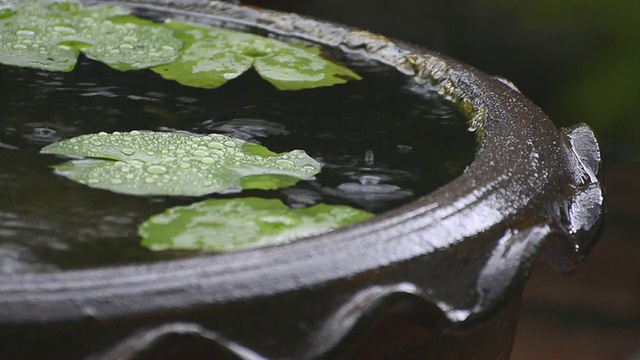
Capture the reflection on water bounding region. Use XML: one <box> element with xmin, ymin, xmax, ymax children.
<box><xmin>204</xmin><ymin>118</ymin><xmax>289</xmax><ymax>141</ymax></box>
<box><xmin>0</xmin><ymin>53</ymin><xmax>475</xmax><ymax>272</ymax></box>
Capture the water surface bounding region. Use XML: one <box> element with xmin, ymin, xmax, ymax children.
<box><xmin>0</xmin><ymin>52</ymin><xmax>475</xmax><ymax>272</ymax></box>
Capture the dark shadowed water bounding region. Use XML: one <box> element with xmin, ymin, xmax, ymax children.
<box><xmin>0</xmin><ymin>52</ymin><xmax>476</xmax><ymax>272</ymax></box>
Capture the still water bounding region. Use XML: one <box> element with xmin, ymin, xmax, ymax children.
<box><xmin>0</xmin><ymin>53</ymin><xmax>476</xmax><ymax>272</ymax></box>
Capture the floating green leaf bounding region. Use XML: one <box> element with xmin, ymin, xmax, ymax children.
<box><xmin>40</xmin><ymin>131</ymin><xmax>321</xmax><ymax>196</ymax></box>
<box><xmin>1</xmin><ymin>1</ymin><xmax>360</xmax><ymax>90</ymax></box>
<box><xmin>75</xmin><ymin>14</ymin><xmax>181</xmax><ymax>71</ymax></box>
<box><xmin>139</xmin><ymin>197</ymin><xmax>374</xmax><ymax>252</ymax></box>
<box><xmin>151</xmin><ymin>20</ymin><xmax>361</xmax><ymax>90</ymax></box>
<box><xmin>0</xmin><ymin>0</ymin><xmax>180</xmax><ymax>71</ymax></box>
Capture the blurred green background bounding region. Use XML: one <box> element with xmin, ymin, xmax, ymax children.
<box><xmin>245</xmin><ymin>1</ymin><xmax>640</xmax><ymax>359</ymax></box>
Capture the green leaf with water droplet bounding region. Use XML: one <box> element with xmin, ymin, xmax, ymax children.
<box><xmin>0</xmin><ymin>1</ymin><xmax>83</xmax><ymax>71</ymax></box>
<box><xmin>1</xmin><ymin>1</ymin><xmax>358</xmax><ymax>89</ymax></box>
<box><xmin>139</xmin><ymin>197</ymin><xmax>373</xmax><ymax>252</ymax></box>
<box><xmin>40</xmin><ymin>131</ymin><xmax>321</xmax><ymax>196</ymax></box>
<box><xmin>151</xmin><ymin>20</ymin><xmax>361</xmax><ymax>90</ymax></box>
<box><xmin>76</xmin><ymin>14</ymin><xmax>182</xmax><ymax>71</ymax></box>
<box><xmin>0</xmin><ymin>0</ymin><xmax>180</xmax><ymax>72</ymax></box>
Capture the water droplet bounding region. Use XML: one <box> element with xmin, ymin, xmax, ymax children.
<box><xmin>111</xmin><ymin>178</ymin><xmax>122</xmax><ymax>185</ymax></box>
<box><xmin>121</xmin><ymin>148</ymin><xmax>135</xmax><ymax>156</ymax></box>
<box><xmin>275</xmin><ymin>159</ymin><xmax>295</xmax><ymax>167</ymax></box>
<box><xmin>130</xmin><ymin>130</ymin><xmax>140</xmax><ymax>136</ymax></box>
<box><xmin>16</xmin><ymin>30</ymin><xmax>35</xmax><ymax>37</ymax></box>
<box><xmin>12</xmin><ymin>44</ymin><xmax>27</xmax><ymax>50</ymax></box>
<box><xmin>397</xmin><ymin>144</ymin><xmax>413</xmax><ymax>153</ymax></box>
<box><xmin>207</xmin><ymin>142</ymin><xmax>225</xmax><ymax>150</ymax></box>
<box><xmin>359</xmin><ymin>175</ymin><xmax>381</xmax><ymax>186</ymax></box>
<box><xmin>302</xmin><ymin>164</ymin><xmax>317</xmax><ymax>172</ymax></box>
<box><xmin>123</xmin><ymin>35</ymin><xmax>137</xmax><ymax>42</ymax></box>
<box><xmin>176</xmin><ymin>149</ymin><xmax>186</xmax><ymax>154</ymax></box>
<box><xmin>203</xmin><ymin>180</ymin><xmax>213</xmax><ymax>187</ymax></box>
<box><xmin>52</xmin><ymin>26</ymin><xmax>76</xmax><ymax>35</ymax></box>
<box><xmin>146</xmin><ymin>165</ymin><xmax>167</xmax><ymax>175</ymax></box>
<box><xmin>146</xmin><ymin>151</ymin><xmax>155</xmax><ymax>156</ymax></box>
<box><xmin>364</xmin><ymin>150</ymin><xmax>375</xmax><ymax>166</ymax></box>
<box><xmin>192</xmin><ymin>149</ymin><xmax>208</xmax><ymax>157</ymax></box>
<box><xmin>223</xmin><ymin>141</ymin><xmax>236</xmax><ymax>147</ymax></box>
<box><xmin>161</xmin><ymin>45</ymin><xmax>174</xmax><ymax>52</ymax></box>
<box><xmin>200</xmin><ymin>157</ymin><xmax>215</xmax><ymax>164</ymax></box>
<box><xmin>179</xmin><ymin>162</ymin><xmax>190</xmax><ymax>169</ymax></box>
<box><xmin>144</xmin><ymin>177</ymin><xmax>155</xmax><ymax>184</ymax></box>
<box><xmin>31</xmin><ymin>127</ymin><xmax>56</xmax><ymax>139</ymax></box>
<box><xmin>129</xmin><ymin>160</ymin><xmax>144</xmax><ymax>168</ymax></box>
<box><xmin>88</xmin><ymin>179</ymin><xmax>98</xmax><ymax>184</ymax></box>
<box><xmin>120</xmin><ymin>43</ymin><xmax>134</xmax><ymax>50</ymax></box>
<box><xmin>98</xmin><ymin>132</ymin><xmax>108</xmax><ymax>136</ymax></box>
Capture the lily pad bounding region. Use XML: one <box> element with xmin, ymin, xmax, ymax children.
<box><xmin>151</xmin><ymin>20</ymin><xmax>361</xmax><ymax>90</ymax></box>
<box><xmin>1</xmin><ymin>1</ymin><xmax>359</xmax><ymax>90</ymax></box>
<box><xmin>40</xmin><ymin>131</ymin><xmax>321</xmax><ymax>196</ymax></box>
<box><xmin>0</xmin><ymin>0</ymin><xmax>180</xmax><ymax>71</ymax></box>
<box><xmin>75</xmin><ymin>14</ymin><xmax>182</xmax><ymax>71</ymax></box>
<box><xmin>139</xmin><ymin>197</ymin><xmax>374</xmax><ymax>252</ymax></box>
